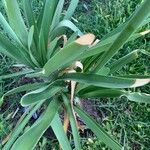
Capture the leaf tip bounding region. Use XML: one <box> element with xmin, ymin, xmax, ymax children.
<box><xmin>131</xmin><ymin>79</ymin><xmax>150</xmax><ymax>87</ymax></box>
<box><xmin>75</xmin><ymin>33</ymin><xmax>95</xmax><ymax>45</ymax></box>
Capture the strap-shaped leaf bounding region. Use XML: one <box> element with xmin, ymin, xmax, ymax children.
<box><xmin>93</xmin><ymin>0</ymin><xmax>150</xmax><ymax>72</ymax></box>
<box><xmin>0</xmin><ymin>82</ymin><xmax>48</xmax><ymax>106</ymax></box>
<box><xmin>0</xmin><ymin>33</ymin><xmax>35</xmax><ymax>68</ymax></box>
<box><xmin>23</xmin><ymin>0</ymin><xmax>35</xmax><ymax>28</ymax></box>
<box><xmin>64</xmin><ymin>0</ymin><xmax>79</xmax><ymax>20</ymax></box>
<box><xmin>74</xmin><ymin>106</ymin><xmax>122</xmax><ymax>150</ymax></box>
<box><xmin>60</xmin><ymin>73</ymin><xmax>150</xmax><ymax>88</ymax></box>
<box><xmin>28</xmin><ymin>26</ymin><xmax>40</xmax><ymax>67</ymax></box>
<box><xmin>0</xmin><ymin>13</ymin><xmax>21</xmax><ymax>45</ymax></box>
<box><xmin>51</xmin><ymin>20</ymin><xmax>83</xmax><ymax>40</ymax></box>
<box><xmin>118</xmin><ymin>75</ymin><xmax>150</xmax><ymax>79</ymax></box>
<box><xmin>39</xmin><ymin>0</ymin><xmax>58</xmax><ymax>55</ymax></box>
<box><xmin>23</xmin><ymin>0</ymin><xmax>39</xmax><ymax>48</ymax></box>
<box><xmin>51</xmin><ymin>113</ymin><xmax>72</xmax><ymax>150</ymax></box>
<box><xmin>79</xmin><ymin>28</ymin><xmax>150</xmax><ymax>61</ymax></box>
<box><xmin>43</xmin><ymin>34</ymin><xmax>95</xmax><ymax>76</ymax></box>
<box><xmin>78</xmin><ymin>89</ymin><xmax>125</xmax><ymax>98</ymax></box>
<box><xmin>0</xmin><ymin>70</ymin><xmax>34</xmax><ymax>80</ymax></box>
<box><xmin>62</xmin><ymin>94</ymin><xmax>81</xmax><ymax>150</ymax></box>
<box><xmin>101</xmin><ymin>15</ymin><xmax>150</xmax><ymax>41</ymax></box>
<box><xmin>126</xmin><ymin>92</ymin><xmax>150</xmax><ymax>103</ymax></box>
<box><xmin>78</xmin><ymin>88</ymin><xmax>150</xmax><ymax>104</ymax></box>
<box><xmin>109</xmin><ymin>50</ymin><xmax>139</xmax><ymax>74</ymax></box>
<box><xmin>3</xmin><ymin>101</ymin><xmax>44</xmax><ymax>150</ymax></box>
<box><xmin>46</xmin><ymin>37</ymin><xmax>59</xmax><ymax>59</ymax></box>
<box><xmin>109</xmin><ymin>49</ymin><xmax>150</xmax><ymax>74</ymax></box>
<box><xmin>1</xmin><ymin>82</ymin><xmax>48</xmax><ymax>105</ymax></box>
<box><xmin>3</xmin><ymin>0</ymin><xmax>28</xmax><ymax>46</ymax></box>
<box><xmin>21</xmin><ymin>82</ymin><xmax>63</xmax><ymax>106</ymax></box>
<box><xmin>11</xmin><ymin>99</ymin><xmax>62</xmax><ymax>150</ymax></box>
<box><xmin>50</xmin><ymin>0</ymin><xmax>65</xmax><ymax>31</ymax></box>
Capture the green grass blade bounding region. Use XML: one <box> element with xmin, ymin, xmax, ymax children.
<box><xmin>3</xmin><ymin>101</ymin><xmax>44</xmax><ymax>150</ymax></box>
<box><xmin>60</xmin><ymin>73</ymin><xmax>150</xmax><ymax>88</ymax></box>
<box><xmin>64</xmin><ymin>0</ymin><xmax>79</xmax><ymax>20</ymax></box>
<box><xmin>93</xmin><ymin>0</ymin><xmax>150</xmax><ymax>72</ymax></box>
<box><xmin>51</xmin><ymin>113</ymin><xmax>72</xmax><ymax>150</ymax></box>
<box><xmin>3</xmin><ymin>0</ymin><xmax>28</xmax><ymax>46</ymax></box>
<box><xmin>11</xmin><ymin>99</ymin><xmax>62</xmax><ymax>150</ymax></box>
<box><xmin>21</xmin><ymin>83</ymin><xmax>63</xmax><ymax>106</ymax></box>
<box><xmin>74</xmin><ymin>106</ymin><xmax>122</xmax><ymax>150</ymax></box>
<box><xmin>43</xmin><ymin>34</ymin><xmax>95</xmax><ymax>77</ymax></box>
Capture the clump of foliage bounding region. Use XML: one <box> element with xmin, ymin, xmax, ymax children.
<box><xmin>0</xmin><ymin>0</ymin><xmax>150</xmax><ymax>150</ymax></box>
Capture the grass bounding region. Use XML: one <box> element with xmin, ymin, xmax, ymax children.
<box><xmin>74</xmin><ymin>0</ymin><xmax>150</xmax><ymax>149</ymax></box>
<box><xmin>0</xmin><ymin>0</ymin><xmax>150</xmax><ymax>149</ymax></box>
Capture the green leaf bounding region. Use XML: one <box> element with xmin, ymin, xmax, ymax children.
<box><xmin>64</xmin><ymin>0</ymin><xmax>79</xmax><ymax>20</ymax></box>
<box><xmin>21</xmin><ymin>82</ymin><xmax>63</xmax><ymax>106</ymax></box>
<box><xmin>2</xmin><ymin>82</ymin><xmax>48</xmax><ymax>98</ymax></box>
<box><xmin>11</xmin><ymin>99</ymin><xmax>62</xmax><ymax>150</ymax></box>
<box><xmin>46</xmin><ymin>37</ymin><xmax>59</xmax><ymax>59</ymax></box>
<box><xmin>28</xmin><ymin>26</ymin><xmax>34</xmax><ymax>50</ymax></box>
<box><xmin>93</xmin><ymin>0</ymin><xmax>150</xmax><ymax>72</ymax></box>
<box><xmin>0</xmin><ymin>70</ymin><xmax>34</xmax><ymax>80</ymax></box>
<box><xmin>79</xmin><ymin>43</ymin><xmax>111</xmax><ymax>60</ymax></box>
<box><xmin>62</xmin><ymin>94</ymin><xmax>81</xmax><ymax>150</ymax></box>
<box><xmin>51</xmin><ymin>113</ymin><xmax>72</xmax><ymax>150</ymax></box>
<box><xmin>78</xmin><ymin>89</ymin><xmax>125</xmax><ymax>98</ymax></box>
<box><xmin>28</xmin><ymin>26</ymin><xmax>40</xmax><ymax>67</ymax></box>
<box><xmin>60</xmin><ymin>73</ymin><xmax>150</xmax><ymax>88</ymax></box>
<box><xmin>3</xmin><ymin>0</ymin><xmax>28</xmax><ymax>46</ymax></box>
<box><xmin>43</xmin><ymin>34</ymin><xmax>95</xmax><ymax>77</ymax></box>
<box><xmin>3</xmin><ymin>101</ymin><xmax>44</xmax><ymax>150</ymax></box>
<box><xmin>51</xmin><ymin>20</ymin><xmax>83</xmax><ymax>39</ymax></box>
<box><xmin>126</xmin><ymin>92</ymin><xmax>150</xmax><ymax>103</ymax></box>
<box><xmin>109</xmin><ymin>50</ymin><xmax>139</xmax><ymax>74</ymax></box>
<box><xmin>79</xmin><ymin>28</ymin><xmax>150</xmax><ymax>61</ymax></box>
<box><xmin>23</xmin><ymin>0</ymin><xmax>39</xmax><ymax>48</ymax></box>
<box><xmin>74</xmin><ymin>106</ymin><xmax>122</xmax><ymax>150</ymax></box>
<box><xmin>0</xmin><ymin>12</ymin><xmax>21</xmax><ymax>45</ymax></box>
<box><xmin>118</xmin><ymin>75</ymin><xmax>150</xmax><ymax>79</ymax></box>
<box><xmin>39</xmin><ymin>0</ymin><xmax>59</xmax><ymax>57</ymax></box>
<box><xmin>23</xmin><ymin>0</ymin><xmax>35</xmax><ymax>28</ymax></box>
<box><xmin>0</xmin><ymin>32</ymin><xmax>35</xmax><ymax>68</ymax></box>
<box><xmin>50</xmin><ymin>0</ymin><xmax>65</xmax><ymax>31</ymax></box>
